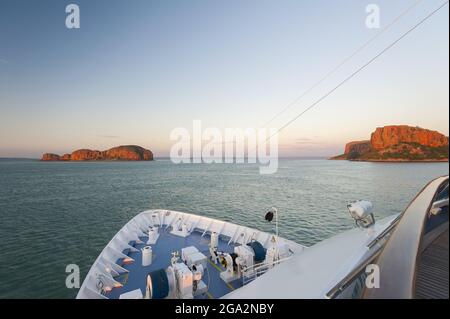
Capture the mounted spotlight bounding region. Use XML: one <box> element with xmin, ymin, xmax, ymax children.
<box><xmin>265</xmin><ymin>211</ymin><xmax>274</xmax><ymax>222</ymax></box>
<box><xmin>265</xmin><ymin>207</ymin><xmax>278</xmax><ymax>238</ymax></box>
<box><xmin>347</xmin><ymin>200</ymin><xmax>375</xmax><ymax>228</ymax></box>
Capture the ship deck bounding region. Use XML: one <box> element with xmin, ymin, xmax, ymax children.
<box><xmin>105</xmin><ymin>227</ymin><xmax>243</xmax><ymax>299</ymax></box>
<box><xmin>416</xmin><ymin>229</ymin><xmax>449</xmax><ymax>299</ymax></box>
<box><xmin>416</xmin><ymin>201</ymin><xmax>449</xmax><ymax>299</ymax></box>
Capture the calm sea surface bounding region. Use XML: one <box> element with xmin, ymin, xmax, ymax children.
<box><xmin>0</xmin><ymin>159</ymin><xmax>448</xmax><ymax>298</ymax></box>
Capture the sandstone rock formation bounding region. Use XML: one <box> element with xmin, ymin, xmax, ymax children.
<box><xmin>371</xmin><ymin>125</ymin><xmax>448</xmax><ymax>150</ymax></box>
<box><xmin>41</xmin><ymin>153</ymin><xmax>62</xmax><ymax>161</ymax></box>
<box><xmin>61</xmin><ymin>154</ymin><xmax>72</xmax><ymax>161</ymax></box>
<box><xmin>70</xmin><ymin>149</ymin><xmax>104</xmax><ymax>161</ymax></box>
<box><xmin>104</xmin><ymin>145</ymin><xmax>153</xmax><ymax>161</ymax></box>
<box><xmin>41</xmin><ymin>145</ymin><xmax>153</xmax><ymax>161</ymax></box>
<box><xmin>331</xmin><ymin>125</ymin><xmax>448</xmax><ymax>162</ymax></box>
<box><xmin>344</xmin><ymin>140</ymin><xmax>372</xmax><ymax>157</ymax></box>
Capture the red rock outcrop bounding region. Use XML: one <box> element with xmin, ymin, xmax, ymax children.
<box><xmin>70</xmin><ymin>149</ymin><xmax>104</xmax><ymax>161</ymax></box>
<box><xmin>41</xmin><ymin>145</ymin><xmax>153</xmax><ymax>161</ymax></box>
<box><xmin>331</xmin><ymin>125</ymin><xmax>448</xmax><ymax>161</ymax></box>
<box><xmin>104</xmin><ymin>146</ymin><xmax>153</xmax><ymax>161</ymax></box>
<box><xmin>41</xmin><ymin>153</ymin><xmax>61</xmax><ymax>161</ymax></box>
<box><xmin>344</xmin><ymin>140</ymin><xmax>371</xmax><ymax>155</ymax></box>
<box><xmin>61</xmin><ymin>154</ymin><xmax>71</xmax><ymax>161</ymax></box>
<box><xmin>370</xmin><ymin>125</ymin><xmax>448</xmax><ymax>150</ymax></box>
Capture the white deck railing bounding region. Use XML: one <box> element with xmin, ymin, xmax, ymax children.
<box><xmin>242</xmin><ymin>256</ymin><xmax>293</xmax><ymax>285</ymax></box>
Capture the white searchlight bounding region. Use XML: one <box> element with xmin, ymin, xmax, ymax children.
<box><xmin>347</xmin><ymin>200</ymin><xmax>375</xmax><ymax>228</ymax></box>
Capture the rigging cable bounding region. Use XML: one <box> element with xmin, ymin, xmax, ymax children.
<box><xmin>260</xmin><ymin>0</ymin><xmax>425</xmax><ymax>128</ymax></box>
<box><xmin>259</xmin><ymin>1</ymin><xmax>449</xmax><ymax>147</ymax></box>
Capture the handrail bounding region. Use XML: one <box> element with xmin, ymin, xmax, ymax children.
<box><xmin>242</xmin><ymin>255</ymin><xmax>293</xmax><ymax>285</ymax></box>
<box><xmin>362</xmin><ymin>176</ymin><xmax>449</xmax><ymax>299</ymax></box>
<box><xmin>326</xmin><ymin>244</ymin><xmax>384</xmax><ymax>299</ymax></box>
<box><xmin>366</xmin><ymin>213</ymin><xmax>402</xmax><ymax>249</ymax></box>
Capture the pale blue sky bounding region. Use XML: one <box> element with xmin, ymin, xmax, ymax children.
<box><xmin>0</xmin><ymin>0</ymin><xmax>448</xmax><ymax>157</ymax></box>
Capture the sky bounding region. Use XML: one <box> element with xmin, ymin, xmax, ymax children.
<box><xmin>0</xmin><ymin>0</ymin><xmax>448</xmax><ymax>158</ymax></box>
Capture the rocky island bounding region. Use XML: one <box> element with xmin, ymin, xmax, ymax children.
<box><xmin>331</xmin><ymin>125</ymin><xmax>449</xmax><ymax>162</ymax></box>
<box><xmin>41</xmin><ymin>145</ymin><xmax>153</xmax><ymax>161</ymax></box>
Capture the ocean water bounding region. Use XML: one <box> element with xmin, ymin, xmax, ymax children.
<box><xmin>0</xmin><ymin>159</ymin><xmax>448</xmax><ymax>298</ymax></box>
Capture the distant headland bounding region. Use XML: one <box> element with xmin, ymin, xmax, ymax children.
<box><xmin>330</xmin><ymin>125</ymin><xmax>449</xmax><ymax>162</ymax></box>
<box><xmin>41</xmin><ymin>145</ymin><xmax>153</xmax><ymax>161</ymax></box>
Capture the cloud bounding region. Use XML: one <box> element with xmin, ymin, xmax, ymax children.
<box><xmin>279</xmin><ymin>143</ymin><xmax>326</xmax><ymax>150</ymax></box>
<box><xmin>292</xmin><ymin>137</ymin><xmax>324</xmax><ymax>145</ymax></box>
<box><xmin>294</xmin><ymin>138</ymin><xmax>314</xmax><ymax>144</ymax></box>
<box><xmin>0</xmin><ymin>58</ymin><xmax>8</xmax><ymax>64</ymax></box>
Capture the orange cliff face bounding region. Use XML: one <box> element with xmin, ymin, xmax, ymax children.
<box><xmin>70</xmin><ymin>149</ymin><xmax>104</xmax><ymax>161</ymax></box>
<box><xmin>344</xmin><ymin>140</ymin><xmax>371</xmax><ymax>155</ymax></box>
<box><xmin>331</xmin><ymin>125</ymin><xmax>449</xmax><ymax>161</ymax></box>
<box><xmin>104</xmin><ymin>146</ymin><xmax>153</xmax><ymax>161</ymax></box>
<box><xmin>41</xmin><ymin>145</ymin><xmax>154</xmax><ymax>161</ymax></box>
<box><xmin>371</xmin><ymin>125</ymin><xmax>449</xmax><ymax>150</ymax></box>
<box><xmin>41</xmin><ymin>153</ymin><xmax>62</xmax><ymax>161</ymax></box>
